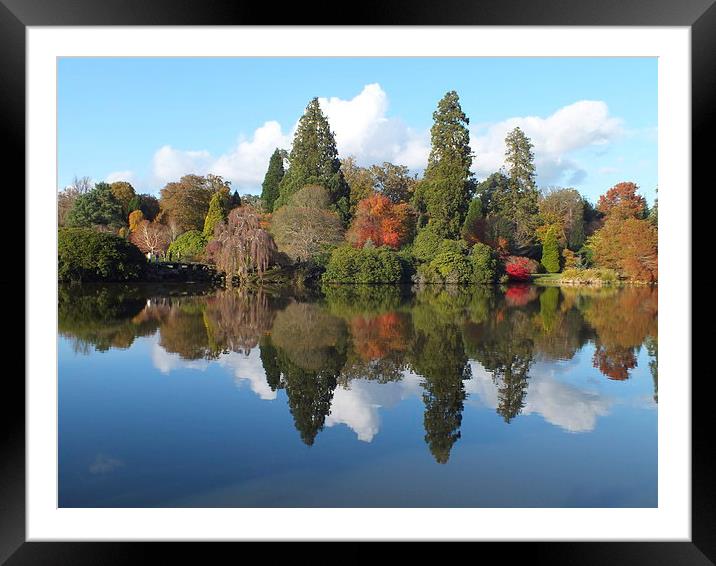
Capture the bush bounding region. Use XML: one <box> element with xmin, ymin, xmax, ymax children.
<box><xmin>562</xmin><ymin>248</ymin><xmax>581</xmax><ymax>269</ymax></box>
<box><xmin>58</xmin><ymin>228</ymin><xmax>145</xmax><ymax>282</ymax></box>
<box><xmin>418</xmin><ymin>251</ymin><xmax>474</xmax><ymax>285</ymax></box>
<box><xmin>505</xmin><ymin>256</ymin><xmax>534</xmax><ymax>281</ymax></box>
<box><xmin>412</xmin><ymin>225</ymin><xmax>444</xmax><ymax>262</ymax></box>
<box><xmin>322</xmin><ymin>245</ymin><xmax>403</xmax><ymax>284</ymax></box>
<box><xmin>470</xmin><ymin>242</ymin><xmax>498</xmax><ymax>284</ymax></box>
<box><xmin>167</xmin><ymin>230</ymin><xmax>208</xmax><ymax>262</ymax></box>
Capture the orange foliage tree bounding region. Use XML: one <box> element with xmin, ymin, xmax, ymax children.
<box><xmin>347</xmin><ymin>193</ymin><xmax>415</xmax><ymax>249</ymax></box>
<box><xmin>590</xmin><ymin>217</ymin><xmax>657</xmax><ymax>281</ymax></box>
<box><xmin>597</xmin><ymin>181</ymin><xmax>646</xmax><ymax>220</ymax></box>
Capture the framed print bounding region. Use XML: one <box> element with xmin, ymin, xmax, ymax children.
<box><xmin>3</xmin><ymin>0</ymin><xmax>707</xmax><ymax>561</ymax></box>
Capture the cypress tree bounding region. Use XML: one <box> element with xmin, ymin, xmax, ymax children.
<box><xmin>540</xmin><ymin>225</ymin><xmax>561</xmax><ymax>273</ymax></box>
<box><xmin>274</xmin><ymin>98</ymin><xmax>349</xmax><ymax>220</ymax></box>
<box><xmin>260</xmin><ymin>148</ymin><xmax>285</xmax><ymax>212</ymax></box>
<box><xmin>413</xmin><ymin>91</ymin><xmax>475</xmax><ymax>239</ymax></box>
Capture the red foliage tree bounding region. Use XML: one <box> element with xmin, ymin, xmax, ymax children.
<box><xmin>504</xmin><ymin>256</ymin><xmax>534</xmax><ymax>281</ymax></box>
<box><xmin>347</xmin><ymin>193</ymin><xmax>415</xmax><ymax>249</ymax></box>
<box><xmin>597</xmin><ymin>182</ymin><xmax>646</xmax><ymax>220</ymax></box>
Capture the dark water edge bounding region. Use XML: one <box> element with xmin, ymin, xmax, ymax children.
<box><xmin>58</xmin><ymin>282</ymin><xmax>658</xmax><ymax>508</ymax></box>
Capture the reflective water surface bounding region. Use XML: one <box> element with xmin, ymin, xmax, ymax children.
<box><xmin>59</xmin><ymin>283</ymin><xmax>657</xmax><ymax>507</ymax></box>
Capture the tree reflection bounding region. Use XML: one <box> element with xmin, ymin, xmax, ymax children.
<box><xmin>60</xmin><ymin>283</ymin><xmax>659</xmax><ymax>455</ymax></box>
<box><xmin>410</xmin><ymin>289</ymin><xmax>471</xmax><ymax>463</ymax></box>
<box><xmin>578</xmin><ymin>287</ymin><xmax>658</xmax><ymax>381</ymax></box>
<box><xmin>268</xmin><ymin>302</ymin><xmax>348</xmax><ymax>445</ymax></box>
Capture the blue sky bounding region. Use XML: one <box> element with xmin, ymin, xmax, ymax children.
<box><xmin>58</xmin><ymin>57</ymin><xmax>657</xmax><ymax>203</ymax></box>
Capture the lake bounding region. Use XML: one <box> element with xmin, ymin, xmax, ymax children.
<box><xmin>58</xmin><ymin>283</ymin><xmax>658</xmax><ymax>507</ymax></box>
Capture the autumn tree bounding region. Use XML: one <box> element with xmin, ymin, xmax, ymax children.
<box><xmin>346</xmin><ymin>193</ymin><xmax>415</xmax><ymax>249</ymax></box>
<box><xmin>413</xmin><ymin>91</ymin><xmax>475</xmax><ymax>238</ymax></box>
<box><xmin>128</xmin><ymin>209</ymin><xmax>145</xmax><ymax>232</ymax></box>
<box><xmin>109</xmin><ymin>181</ymin><xmax>137</xmax><ymax>218</ymax></box>
<box><xmin>210</xmin><ymin>206</ymin><xmax>277</xmax><ymax>283</ymax></box>
<box><xmin>538</xmin><ymin>188</ymin><xmax>585</xmax><ymax>250</ymax></box>
<box><xmin>341</xmin><ymin>156</ymin><xmax>375</xmax><ymax>216</ymax></box>
<box><xmin>371</xmin><ymin>162</ymin><xmax>416</xmax><ymax>204</ymax></box>
<box><xmin>159</xmin><ymin>174</ymin><xmax>231</xmax><ymax>233</ymax></box>
<box><xmin>271</xmin><ymin>186</ymin><xmax>344</xmax><ymax>262</ymax></box>
<box><xmin>590</xmin><ymin>216</ymin><xmax>658</xmax><ymax>281</ymax></box>
<box><xmin>260</xmin><ymin>148</ymin><xmax>285</xmax><ymax>212</ymax></box>
<box><xmin>129</xmin><ymin>219</ymin><xmax>171</xmax><ymax>255</ymax></box>
<box><xmin>66</xmin><ymin>182</ymin><xmax>124</xmax><ymax>229</ymax></box>
<box><xmin>597</xmin><ymin>181</ymin><xmax>646</xmax><ymax>220</ymax></box>
<box><xmin>274</xmin><ymin>98</ymin><xmax>349</xmax><ymax>219</ymax></box>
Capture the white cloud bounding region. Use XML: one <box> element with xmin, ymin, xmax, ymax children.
<box><xmin>471</xmin><ymin>100</ymin><xmax>623</xmax><ymax>186</ymax></box>
<box><xmin>318</xmin><ymin>83</ymin><xmax>429</xmax><ymax>169</ymax></box>
<box><xmin>105</xmin><ymin>170</ymin><xmax>135</xmax><ymax>184</ymax></box>
<box><xmin>151</xmin><ymin>145</ymin><xmax>213</xmax><ymax>187</ymax></box>
<box><xmin>149</xmin><ymin>84</ymin><xmax>429</xmax><ymax>192</ymax></box>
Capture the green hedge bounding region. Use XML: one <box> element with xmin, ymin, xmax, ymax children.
<box><xmin>322</xmin><ymin>245</ymin><xmax>403</xmax><ymax>284</ymax></box>
<box><xmin>167</xmin><ymin>230</ymin><xmax>208</xmax><ymax>262</ymax></box>
<box><xmin>417</xmin><ymin>242</ymin><xmax>498</xmax><ymax>285</ymax></box>
<box><xmin>58</xmin><ymin>228</ymin><xmax>145</xmax><ymax>282</ymax></box>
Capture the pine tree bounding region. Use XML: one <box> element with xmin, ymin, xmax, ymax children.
<box><xmin>540</xmin><ymin>225</ymin><xmax>561</xmax><ymax>273</ymax></box>
<box><xmin>260</xmin><ymin>148</ymin><xmax>285</xmax><ymax>212</ymax></box>
<box><xmin>203</xmin><ymin>191</ymin><xmax>228</xmax><ymax>238</ymax></box>
<box><xmin>274</xmin><ymin>98</ymin><xmax>349</xmax><ymax>220</ymax></box>
<box><xmin>413</xmin><ymin>91</ymin><xmax>475</xmax><ymax>239</ymax></box>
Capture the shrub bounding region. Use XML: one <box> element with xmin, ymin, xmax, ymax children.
<box><xmin>419</xmin><ymin>251</ymin><xmax>474</xmax><ymax>285</ymax></box>
<box><xmin>322</xmin><ymin>245</ymin><xmax>403</xmax><ymax>284</ymax></box>
<box><xmin>167</xmin><ymin>230</ymin><xmax>208</xmax><ymax>262</ymax></box>
<box><xmin>470</xmin><ymin>242</ymin><xmax>498</xmax><ymax>284</ymax></box>
<box><xmin>505</xmin><ymin>256</ymin><xmax>534</xmax><ymax>281</ymax></box>
<box><xmin>412</xmin><ymin>224</ymin><xmax>444</xmax><ymax>262</ymax></box>
<box><xmin>58</xmin><ymin>228</ymin><xmax>145</xmax><ymax>282</ymax></box>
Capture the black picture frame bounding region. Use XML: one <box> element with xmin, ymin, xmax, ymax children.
<box><xmin>2</xmin><ymin>0</ymin><xmax>705</xmax><ymax>561</ymax></box>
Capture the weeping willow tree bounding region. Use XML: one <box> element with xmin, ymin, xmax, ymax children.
<box><xmin>209</xmin><ymin>206</ymin><xmax>276</xmax><ymax>285</ymax></box>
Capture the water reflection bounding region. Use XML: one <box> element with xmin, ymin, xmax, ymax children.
<box><xmin>59</xmin><ymin>283</ymin><xmax>658</xmax><ymax>464</ymax></box>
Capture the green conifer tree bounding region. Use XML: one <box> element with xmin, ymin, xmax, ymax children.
<box><xmin>260</xmin><ymin>148</ymin><xmax>285</xmax><ymax>212</ymax></box>
<box><xmin>540</xmin><ymin>225</ymin><xmax>561</xmax><ymax>273</ymax></box>
<box><xmin>274</xmin><ymin>98</ymin><xmax>349</xmax><ymax>220</ymax></box>
<box><xmin>413</xmin><ymin>91</ymin><xmax>475</xmax><ymax>239</ymax></box>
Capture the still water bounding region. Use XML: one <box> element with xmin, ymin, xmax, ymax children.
<box><xmin>58</xmin><ymin>283</ymin><xmax>657</xmax><ymax>507</ymax></box>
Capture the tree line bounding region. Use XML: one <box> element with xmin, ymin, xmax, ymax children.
<box><xmin>58</xmin><ymin>91</ymin><xmax>658</xmax><ymax>284</ymax></box>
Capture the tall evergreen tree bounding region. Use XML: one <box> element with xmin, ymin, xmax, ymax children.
<box><xmin>413</xmin><ymin>91</ymin><xmax>475</xmax><ymax>239</ymax></box>
<box><xmin>491</xmin><ymin>127</ymin><xmax>540</xmax><ymax>251</ymax></box>
<box><xmin>260</xmin><ymin>148</ymin><xmax>285</xmax><ymax>212</ymax></box>
<box><xmin>274</xmin><ymin>98</ymin><xmax>349</xmax><ymax>220</ymax></box>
